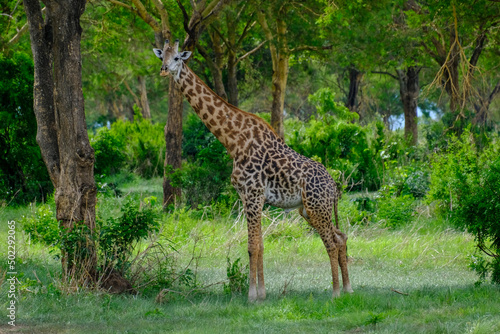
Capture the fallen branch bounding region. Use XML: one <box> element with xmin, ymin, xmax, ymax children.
<box><xmin>391</xmin><ymin>288</ymin><xmax>409</xmax><ymax>296</ymax></box>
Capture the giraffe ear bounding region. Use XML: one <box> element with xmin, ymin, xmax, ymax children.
<box><xmin>179</xmin><ymin>51</ymin><xmax>192</xmax><ymax>61</ymax></box>
<box><xmin>153</xmin><ymin>48</ymin><xmax>163</xmax><ymax>60</ymax></box>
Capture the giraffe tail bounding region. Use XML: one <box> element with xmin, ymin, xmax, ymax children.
<box><xmin>334</xmin><ymin>197</ymin><xmax>339</xmax><ymax>229</ymax></box>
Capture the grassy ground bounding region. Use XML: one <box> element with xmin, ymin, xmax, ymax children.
<box><xmin>1</xmin><ymin>181</ymin><xmax>499</xmax><ymax>333</ymax></box>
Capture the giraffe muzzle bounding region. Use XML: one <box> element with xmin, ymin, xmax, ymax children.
<box><xmin>160</xmin><ymin>70</ymin><xmax>169</xmax><ymax>77</ymax></box>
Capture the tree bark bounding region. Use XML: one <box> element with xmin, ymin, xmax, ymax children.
<box><xmin>24</xmin><ymin>0</ymin><xmax>97</xmax><ymax>281</ymax></box>
<box><xmin>137</xmin><ymin>76</ymin><xmax>151</xmax><ymax>119</ymax></box>
<box><xmin>397</xmin><ymin>66</ymin><xmax>420</xmax><ymax>145</ymax></box>
<box><xmin>226</xmin><ymin>14</ymin><xmax>239</xmax><ymax>106</ymax></box>
<box><xmin>270</xmin><ymin>51</ymin><xmax>289</xmax><ymax>139</ymax></box>
<box><xmin>257</xmin><ymin>9</ymin><xmax>288</xmax><ymax>140</ymax></box>
<box><xmin>346</xmin><ymin>66</ymin><xmax>363</xmax><ymax>116</ymax></box>
<box><xmin>163</xmin><ymin>76</ymin><xmax>183</xmax><ymax>205</ymax></box>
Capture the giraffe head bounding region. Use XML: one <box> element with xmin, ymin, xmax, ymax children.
<box><xmin>153</xmin><ymin>39</ymin><xmax>192</xmax><ymax>79</ymax></box>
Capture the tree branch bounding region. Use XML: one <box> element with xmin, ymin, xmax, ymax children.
<box><xmin>151</xmin><ymin>0</ymin><xmax>171</xmax><ymax>40</ymax></box>
<box><xmin>236</xmin><ymin>40</ymin><xmax>267</xmax><ymax>64</ymax></box>
<box><xmin>372</xmin><ymin>70</ymin><xmax>399</xmax><ymax>80</ymax></box>
<box><xmin>108</xmin><ymin>0</ymin><xmax>136</xmax><ymax>13</ymax></box>
<box><xmin>236</xmin><ymin>18</ymin><xmax>256</xmax><ymax>48</ymax></box>
<box><xmin>289</xmin><ymin>44</ymin><xmax>332</xmax><ymax>53</ymax></box>
<box><xmin>130</xmin><ymin>0</ymin><xmax>161</xmax><ymax>33</ymax></box>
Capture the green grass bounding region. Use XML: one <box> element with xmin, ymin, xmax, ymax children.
<box><xmin>1</xmin><ymin>188</ymin><xmax>499</xmax><ymax>333</ymax></box>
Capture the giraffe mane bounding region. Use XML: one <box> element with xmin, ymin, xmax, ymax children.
<box><xmin>184</xmin><ymin>65</ymin><xmax>280</xmax><ymax>138</ymax></box>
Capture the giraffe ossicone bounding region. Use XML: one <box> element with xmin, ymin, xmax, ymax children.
<box><xmin>153</xmin><ymin>40</ymin><xmax>353</xmax><ymax>302</ymax></box>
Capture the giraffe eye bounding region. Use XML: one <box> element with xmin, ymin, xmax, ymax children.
<box><xmin>174</xmin><ymin>56</ymin><xmax>180</xmax><ymax>61</ymax></box>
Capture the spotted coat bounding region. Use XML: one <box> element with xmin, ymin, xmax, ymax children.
<box><xmin>154</xmin><ymin>41</ymin><xmax>352</xmax><ymax>301</ymax></box>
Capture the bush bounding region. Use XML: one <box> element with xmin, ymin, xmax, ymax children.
<box><xmin>173</xmin><ymin>113</ymin><xmax>233</xmax><ymax>208</ymax></box>
<box><xmin>223</xmin><ymin>257</ymin><xmax>248</xmax><ymax>295</ymax></box>
<box><xmin>91</xmin><ymin>127</ymin><xmax>126</xmax><ymax>177</ymax></box>
<box><xmin>90</xmin><ymin>112</ymin><xmax>165</xmax><ymax>179</ymax></box>
<box><xmin>0</xmin><ymin>52</ymin><xmax>53</xmax><ymax>204</ymax></box>
<box><xmin>21</xmin><ymin>202</ymin><xmax>59</xmax><ymax>246</ymax></box>
<box><xmin>428</xmin><ymin>130</ymin><xmax>500</xmax><ymax>284</ymax></box>
<box><xmin>376</xmin><ymin>193</ymin><xmax>416</xmax><ymax>228</ymax></box>
<box><xmin>286</xmin><ymin>117</ymin><xmax>381</xmax><ymax>191</ymax></box>
<box><xmin>98</xmin><ymin>196</ymin><xmax>161</xmax><ymax>273</ymax></box>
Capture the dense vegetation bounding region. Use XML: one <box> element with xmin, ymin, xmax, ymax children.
<box><xmin>1</xmin><ymin>0</ymin><xmax>500</xmax><ymax>331</ymax></box>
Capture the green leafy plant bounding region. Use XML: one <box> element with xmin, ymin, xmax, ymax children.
<box><xmin>91</xmin><ymin>127</ymin><xmax>126</xmax><ymax>177</ymax></box>
<box><xmin>98</xmin><ymin>196</ymin><xmax>161</xmax><ymax>273</ymax></box>
<box><xmin>21</xmin><ymin>203</ymin><xmax>59</xmax><ymax>246</ymax></box>
<box><xmin>428</xmin><ymin>130</ymin><xmax>500</xmax><ymax>283</ymax></box>
<box><xmin>223</xmin><ymin>257</ymin><xmax>248</xmax><ymax>295</ymax></box>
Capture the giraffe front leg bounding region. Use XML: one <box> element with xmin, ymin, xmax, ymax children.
<box><xmin>244</xmin><ymin>194</ymin><xmax>265</xmax><ymax>302</ymax></box>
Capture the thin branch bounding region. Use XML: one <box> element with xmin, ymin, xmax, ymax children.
<box><xmin>289</xmin><ymin>44</ymin><xmax>332</xmax><ymax>53</ymax></box>
<box><xmin>236</xmin><ymin>40</ymin><xmax>267</xmax><ymax>64</ymax></box>
<box><xmin>210</xmin><ymin>24</ymin><xmax>230</xmax><ymax>49</ymax></box>
<box><xmin>236</xmin><ymin>17</ymin><xmax>256</xmax><ymax>48</ymax></box>
<box><xmin>108</xmin><ymin>0</ymin><xmax>135</xmax><ymax>12</ymax></box>
<box><xmin>176</xmin><ymin>0</ymin><xmax>191</xmax><ymax>37</ymax></box>
<box><xmin>7</xmin><ymin>5</ymin><xmax>46</xmax><ymax>46</ymax></box>
<box><xmin>372</xmin><ymin>70</ymin><xmax>399</xmax><ymax>80</ymax></box>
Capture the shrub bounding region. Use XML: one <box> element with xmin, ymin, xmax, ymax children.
<box><xmin>98</xmin><ymin>196</ymin><xmax>161</xmax><ymax>273</ymax></box>
<box><xmin>223</xmin><ymin>257</ymin><xmax>248</xmax><ymax>295</ymax></box>
<box><xmin>428</xmin><ymin>130</ymin><xmax>500</xmax><ymax>284</ymax></box>
<box><xmin>91</xmin><ymin>113</ymin><xmax>165</xmax><ymax>179</ymax></box>
<box><xmin>376</xmin><ymin>193</ymin><xmax>416</xmax><ymax>228</ymax></box>
<box><xmin>91</xmin><ymin>127</ymin><xmax>126</xmax><ymax>177</ymax></box>
<box><xmin>0</xmin><ymin>52</ymin><xmax>53</xmax><ymax>204</ymax></box>
<box><xmin>173</xmin><ymin>113</ymin><xmax>233</xmax><ymax>208</ymax></box>
<box><xmin>21</xmin><ymin>202</ymin><xmax>59</xmax><ymax>246</ymax></box>
<box><xmin>286</xmin><ymin>117</ymin><xmax>381</xmax><ymax>191</ymax></box>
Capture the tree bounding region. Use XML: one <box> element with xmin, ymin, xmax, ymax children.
<box><xmin>23</xmin><ymin>0</ymin><xmax>97</xmax><ymax>281</ymax></box>
<box><xmin>106</xmin><ymin>0</ymin><xmax>229</xmax><ymax>206</ymax></box>
<box><xmin>414</xmin><ymin>0</ymin><xmax>500</xmax><ymax>124</ymax></box>
<box><xmin>257</xmin><ymin>0</ymin><xmax>330</xmax><ymax>139</ymax></box>
<box><xmin>320</xmin><ymin>0</ymin><xmax>424</xmax><ymax>144</ymax></box>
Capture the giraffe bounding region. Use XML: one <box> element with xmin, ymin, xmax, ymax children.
<box><xmin>153</xmin><ymin>40</ymin><xmax>353</xmax><ymax>301</ymax></box>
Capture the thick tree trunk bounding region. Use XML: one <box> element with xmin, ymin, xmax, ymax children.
<box><xmin>227</xmin><ymin>51</ymin><xmax>239</xmax><ymax>106</ymax></box>
<box><xmin>24</xmin><ymin>0</ymin><xmax>97</xmax><ymax>282</ymax></box>
<box><xmin>270</xmin><ymin>53</ymin><xmax>289</xmax><ymax>139</ymax></box>
<box><xmin>397</xmin><ymin>66</ymin><xmax>420</xmax><ymax>145</ymax></box>
<box><xmin>163</xmin><ymin>76</ymin><xmax>183</xmax><ymax>206</ymax></box>
<box><xmin>346</xmin><ymin>66</ymin><xmax>363</xmax><ymax>116</ymax></box>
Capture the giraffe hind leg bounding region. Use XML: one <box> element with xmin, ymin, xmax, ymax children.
<box><xmin>299</xmin><ymin>206</ymin><xmax>341</xmax><ymax>297</ymax></box>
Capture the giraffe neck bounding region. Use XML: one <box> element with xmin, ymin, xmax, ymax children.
<box><xmin>174</xmin><ymin>63</ymin><xmax>278</xmax><ymax>159</ymax></box>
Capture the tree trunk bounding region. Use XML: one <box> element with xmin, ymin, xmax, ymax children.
<box><xmin>138</xmin><ymin>76</ymin><xmax>151</xmax><ymax>119</ymax></box>
<box><xmin>227</xmin><ymin>50</ymin><xmax>239</xmax><ymax>106</ymax></box>
<box><xmin>226</xmin><ymin>14</ymin><xmax>238</xmax><ymax>106</ymax></box>
<box><xmin>270</xmin><ymin>52</ymin><xmax>289</xmax><ymax>139</ymax></box>
<box><xmin>473</xmin><ymin>80</ymin><xmax>500</xmax><ymax>126</ymax></box>
<box><xmin>346</xmin><ymin>66</ymin><xmax>363</xmax><ymax>116</ymax></box>
<box><xmin>397</xmin><ymin>66</ymin><xmax>420</xmax><ymax>145</ymax></box>
<box><xmin>163</xmin><ymin>76</ymin><xmax>183</xmax><ymax>206</ymax></box>
<box><xmin>24</xmin><ymin>0</ymin><xmax>97</xmax><ymax>282</ymax></box>
<box><xmin>196</xmin><ymin>40</ymin><xmax>227</xmax><ymax>100</ymax></box>
<box><xmin>258</xmin><ymin>10</ymin><xmax>289</xmax><ymax>140</ymax></box>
